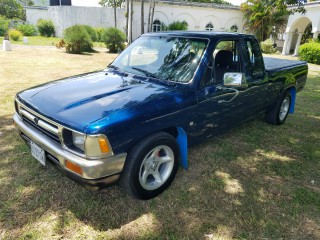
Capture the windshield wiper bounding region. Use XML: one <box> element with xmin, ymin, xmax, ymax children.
<box><xmin>130</xmin><ymin>67</ymin><xmax>176</xmax><ymax>86</ymax></box>
<box><xmin>131</xmin><ymin>67</ymin><xmax>158</xmax><ymax>79</ymax></box>
<box><xmin>108</xmin><ymin>65</ymin><xmax>119</xmax><ymax>70</ymax></box>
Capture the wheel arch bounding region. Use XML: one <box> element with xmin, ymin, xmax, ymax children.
<box><xmin>125</xmin><ymin>126</ymin><xmax>189</xmax><ymax>170</ymax></box>
<box><xmin>287</xmin><ymin>87</ymin><xmax>296</xmax><ymax>114</ymax></box>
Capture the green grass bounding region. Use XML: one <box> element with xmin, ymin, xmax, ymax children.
<box><xmin>0</xmin><ymin>36</ymin><xmax>106</xmax><ymax>48</ymax></box>
<box><xmin>0</xmin><ymin>47</ymin><xmax>319</xmax><ymax>239</ymax></box>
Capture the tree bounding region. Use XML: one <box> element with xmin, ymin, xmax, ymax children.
<box><xmin>99</xmin><ymin>0</ymin><xmax>125</xmax><ymax>28</ymax></box>
<box><xmin>125</xmin><ymin>0</ymin><xmax>129</xmax><ymax>40</ymax></box>
<box><xmin>141</xmin><ymin>0</ymin><xmax>144</xmax><ymax>34</ymax></box>
<box><xmin>0</xmin><ymin>0</ymin><xmax>26</xmax><ymax>20</ymax></box>
<box><xmin>147</xmin><ymin>0</ymin><xmax>155</xmax><ymax>32</ymax></box>
<box><xmin>240</xmin><ymin>0</ymin><xmax>305</xmax><ymax>42</ymax></box>
<box><xmin>165</xmin><ymin>21</ymin><xmax>188</xmax><ymax>31</ymax></box>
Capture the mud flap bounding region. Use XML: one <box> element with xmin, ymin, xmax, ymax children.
<box><xmin>288</xmin><ymin>88</ymin><xmax>296</xmax><ymax>114</ymax></box>
<box><xmin>176</xmin><ymin>127</ymin><xmax>188</xmax><ymax>170</ymax></box>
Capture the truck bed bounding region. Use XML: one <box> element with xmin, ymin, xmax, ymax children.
<box><xmin>264</xmin><ymin>57</ymin><xmax>306</xmax><ymax>71</ymax></box>
<box><xmin>264</xmin><ymin>57</ymin><xmax>308</xmax><ymax>93</ymax></box>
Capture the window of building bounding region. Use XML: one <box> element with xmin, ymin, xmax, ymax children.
<box><xmin>230</xmin><ymin>25</ymin><xmax>238</xmax><ymax>32</ymax></box>
<box><xmin>205</xmin><ymin>22</ymin><xmax>214</xmax><ymax>31</ymax></box>
<box><xmin>152</xmin><ymin>19</ymin><xmax>162</xmax><ymax>32</ymax></box>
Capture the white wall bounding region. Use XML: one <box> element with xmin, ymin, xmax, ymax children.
<box><xmin>286</xmin><ymin>3</ymin><xmax>320</xmax><ymax>33</ymax></box>
<box><xmin>25</xmin><ymin>7</ymin><xmax>50</xmax><ymax>25</ymax></box>
<box><xmin>49</xmin><ymin>6</ymin><xmax>126</xmax><ymax>37</ymax></box>
<box><xmin>153</xmin><ymin>2</ymin><xmax>243</xmax><ymax>32</ymax></box>
<box><xmin>25</xmin><ymin>2</ymin><xmax>244</xmax><ymax>39</ymax></box>
<box><xmin>130</xmin><ymin>1</ymin><xmax>244</xmax><ymax>40</ymax></box>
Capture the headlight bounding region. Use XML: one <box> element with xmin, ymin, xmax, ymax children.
<box><xmin>72</xmin><ymin>132</ymin><xmax>85</xmax><ymax>151</ymax></box>
<box><xmin>64</xmin><ymin>129</ymin><xmax>113</xmax><ymax>158</ymax></box>
<box><xmin>85</xmin><ymin>134</ymin><xmax>113</xmax><ymax>158</ymax></box>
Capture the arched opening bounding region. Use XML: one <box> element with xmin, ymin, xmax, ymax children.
<box><xmin>301</xmin><ymin>23</ymin><xmax>313</xmax><ymax>44</ymax></box>
<box><xmin>283</xmin><ymin>16</ymin><xmax>312</xmax><ymax>55</ymax></box>
<box><xmin>205</xmin><ymin>22</ymin><xmax>214</xmax><ymax>31</ymax></box>
<box><xmin>152</xmin><ymin>19</ymin><xmax>162</xmax><ymax>32</ymax></box>
<box><xmin>230</xmin><ymin>24</ymin><xmax>238</xmax><ymax>32</ymax></box>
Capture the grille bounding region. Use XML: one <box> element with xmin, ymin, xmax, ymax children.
<box><xmin>20</xmin><ymin>107</ymin><xmax>61</xmax><ymax>144</ymax></box>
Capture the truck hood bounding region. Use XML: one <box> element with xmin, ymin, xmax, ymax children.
<box><xmin>17</xmin><ymin>71</ymin><xmax>191</xmax><ymax>132</ymax></box>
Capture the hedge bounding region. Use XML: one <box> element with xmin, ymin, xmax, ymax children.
<box><xmin>298</xmin><ymin>42</ymin><xmax>320</xmax><ymax>65</ymax></box>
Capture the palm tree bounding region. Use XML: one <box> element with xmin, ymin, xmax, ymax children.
<box><xmin>141</xmin><ymin>0</ymin><xmax>144</xmax><ymax>34</ymax></box>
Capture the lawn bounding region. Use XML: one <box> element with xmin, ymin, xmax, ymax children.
<box><xmin>0</xmin><ymin>47</ymin><xmax>319</xmax><ymax>239</ymax></box>
<box><xmin>0</xmin><ymin>36</ymin><xmax>106</xmax><ymax>48</ymax></box>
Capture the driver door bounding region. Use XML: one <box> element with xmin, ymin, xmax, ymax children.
<box><xmin>190</xmin><ymin>38</ymin><xmax>252</xmax><ymax>140</ymax></box>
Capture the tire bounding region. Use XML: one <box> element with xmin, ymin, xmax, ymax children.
<box><xmin>265</xmin><ymin>91</ymin><xmax>291</xmax><ymax>125</ymax></box>
<box><xmin>119</xmin><ymin>132</ymin><xmax>179</xmax><ymax>200</ymax></box>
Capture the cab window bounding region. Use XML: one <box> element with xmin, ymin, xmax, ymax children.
<box><xmin>244</xmin><ymin>39</ymin><xmax>265</xmax><ymax>79</ymax></box>
<box><xmin>201</xmin><ymin>39</ymin><xmax>241</xmax><ymax>87</ymax></box>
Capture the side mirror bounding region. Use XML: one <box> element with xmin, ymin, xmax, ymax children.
<box><xmin>223</xmin><ymin>72</ymin><xmax>248</xmax><ymax>88</ymax></box>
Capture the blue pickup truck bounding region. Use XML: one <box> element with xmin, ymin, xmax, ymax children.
<box><xmin>13</xmin><ymin>32</ymin><xmax>308</xmax><ymax>199</ymax></box>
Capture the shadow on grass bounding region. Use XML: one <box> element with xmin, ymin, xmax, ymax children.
<box><xmin>1</xmin><ymin>87</ymin><xmax>320</xmax><ymax>239</ymax></box>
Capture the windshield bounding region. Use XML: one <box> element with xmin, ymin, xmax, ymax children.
<box><xmin>110</xmin><ymin>36</ymin><xmax>208</xmax><ymax>83</ymax></box>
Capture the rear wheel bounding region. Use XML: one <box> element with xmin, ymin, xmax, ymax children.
<box><xmin>265</xmin><ymin>91</ymin><xmax>291</xmax><ymax>125</ymax></box>
<box><xmin>120</xmin><ymin>132</ymin><xmax>179</xmax><ymax>200</ymax></box>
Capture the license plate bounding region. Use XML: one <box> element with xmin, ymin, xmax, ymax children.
<box><xmin>30</xmin><ymin>141</ymin><xmax>46</xmax><ymax>166</ymax></box>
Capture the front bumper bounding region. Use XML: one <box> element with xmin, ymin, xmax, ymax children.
<box><xmin>13</xmin><ymin>113</ymin><xmax>127</xmax><ymax>189</ymax></box>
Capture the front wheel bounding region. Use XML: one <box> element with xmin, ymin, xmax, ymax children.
<box><xmin>119</xmin><ymin>132</ymin><xmax>179</xmax><ymax>200</ymax></box>
<box><xmin>265</xmin><ymin>91</ymin><xmax>291</xmax><ymax>125</ymax></box>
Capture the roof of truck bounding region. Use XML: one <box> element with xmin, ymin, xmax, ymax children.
<box><xmin>142</xmin><ymin>31</ymin><xmax>255</xmax><ymax>39</ymax></box>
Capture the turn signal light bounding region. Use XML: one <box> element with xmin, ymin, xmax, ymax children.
<box><xmin>65</xmin><ymin>160</ymin><xmax>83</xmax><ymax>175</ymax></box>
<box><xmin>98</xmin><ymin>138</ymin><xmax>110</xmax><ymax>153</ymax></box>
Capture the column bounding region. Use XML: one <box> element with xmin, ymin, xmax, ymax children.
<box><xmin>293</xmin><ymin>32</ymin><xmax>303</xmax><ymax>56</ymax></box>
<box><xmin>282</xmin><ymin>32</ymin><xmax>292</xmax><ymax>55</ymax></box>
<box><xmin>282</xmin><ymin>33</ymin><xmax>289</xmax><ymax>55</ymax></box>
<box><xmin>313</xmin><ymin>31</ymin><xmax>319</xmax><ymax>40</ymax></box>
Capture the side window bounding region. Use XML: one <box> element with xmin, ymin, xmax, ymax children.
<box><xmin>244</xmin><ymin>39</ymin><xmax>264</xmax><ymax>79</ymax></box>
<box><xmin>201</xmin><ymin>39</ymin><xmax>241</xmax><ymax>87</ymax></box>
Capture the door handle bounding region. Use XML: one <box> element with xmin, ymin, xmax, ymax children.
<box><xmin>216</xmin><ymin>85</ymin><xmax>240</xmax><ymax>103</ymax></box>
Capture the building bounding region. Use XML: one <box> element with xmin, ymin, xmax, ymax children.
<box><xmin>282</xmin><ymin>1</ymin><xmax>320</xmax><ymax>55</ymax></box>
<box><xmin>25</xmin><ymin>0</ymin><xmax>244</xmax><ymax>39</ymax></box>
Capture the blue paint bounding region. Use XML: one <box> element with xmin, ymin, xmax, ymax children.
<box><xmin>288</xmin><ymin>88</ymin><xmax>296</xmax><ymax>114</ymax></box>
<box><xmin>16</xmin><ymin>32</ymin><xmax>308</xmax><ymax>157</ymax></box>
<box><xmin>176</xmin><ymin>127</ymin><xmax>188</xmax><ymax>170</ymax></box>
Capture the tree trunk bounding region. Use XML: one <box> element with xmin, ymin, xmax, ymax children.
<box><xmin>126</xmin><ymin>0</ymin><xmax>129</xmax><ymax>41</ymax></box>
<box><xmin>147</xmin><ymin>0</ymin><xmax>152</xmax><ymax>32</ymax></box>
<box><xmin>150</xmin><ymin>0</ymin><xmax>155</xmax><ymax>31</ymax></box>
<box><xmin>128</xmin><ymin>0</ymin><xmax>133</xmax><ymax>43</ymax></box>
<box><xmin>141</xmin><ymin>0</ymin><xmax>144</xmax><ymax>34</ymax></box>
<box><xmin>113</xmin><ymin>0</ymin><xmax>117</xmax><ymax>28</ymax></box>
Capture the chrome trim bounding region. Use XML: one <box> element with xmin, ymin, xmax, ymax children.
<box><xmin>13</xmin><ymin>113</ymin><xmax>126</xmax><ymax>179</ymax></box>
<box><xmin>21</xmin><ymin>109</ymin><xmax>59</xmax><ymax>135</ymax></box>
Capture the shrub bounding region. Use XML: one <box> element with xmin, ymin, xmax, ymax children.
<box><xmin>101</xmin><ymin>27</ymin><xmax>126</xmax><ymax>53</ymax></box>
<box><xmin>95</xmin><ymin>27</ymin><xmax>105</xmax><ymax>42</ymax></box>
<box><xmin>56</xmin><ymin>39</ymin><xmax>66</xmax><ymax>49</ymax></box>
<box><xmin>64</xmin><ymin>25</ymin><xmax>93</xmax><ymax>54</ymax></box>
<box><xmin>298</xmin><ymin>42</ymin><xmax>320</xmax><ymax>65</ymax></box>
<box><xmin>260</xmin><ymin>38</ymin><xmax>277</xmax><ymax>54</ymax></box>
<box><xmin>8</xmin><ymin>29</ymin><xmax>22</xmax><ymax>41</ymax></box>
<box><xmin>0</xmin><ymin>16</ymin><xmax>9</xmax><ymax>36</ymax></box>
<box><xmin>17</xmin><ymin>23</ymin><xmax>37</xmax><ymax>36</ymax></box>
<box><xmin>166</xmin><ymin>21</ymin><xmax>188</xmax><ymax>31</ymax></box>
<box><xmin>37</xmin><ymin>19</ymin><xmax>55</xmax><ymax>37</ymax></box>
<box><xmin>79</xmin><ymin>25</ymin><xmax>98</xmax><ymax>42</ymax></box>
